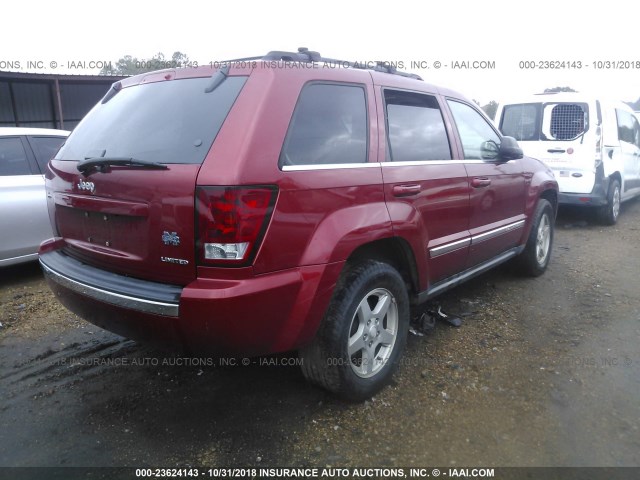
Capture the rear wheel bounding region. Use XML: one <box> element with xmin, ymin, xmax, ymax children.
<box><xmin>299</xmin><ymin>261</ymin><xmax>410</xmax><ymax>401</ymax></box>
<box><xmin>516</xmin><ymin>199</ymin><xmax>554</xmax><ymax>277</ymax></box>
<box><xmin>599</xmin><ymin>179</ymin><xmax>621</xmax><ymax>225</ymax></box>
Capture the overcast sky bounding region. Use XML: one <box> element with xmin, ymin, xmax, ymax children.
<box><xmin>3</xmin><ymin>0</ymin><xmax>639</xmax><ymax>105</ymax></box>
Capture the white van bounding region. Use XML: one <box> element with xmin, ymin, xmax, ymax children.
<box><xmin>496</xmin><ymin>93</ymin><xmax>640</xmax><ymax>224</ymax></box>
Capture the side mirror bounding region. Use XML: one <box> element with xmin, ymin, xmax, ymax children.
<box><xmin>499</xmin><ymin>136</ymin><xmax>523</xmax><ymax>160</ymax></box>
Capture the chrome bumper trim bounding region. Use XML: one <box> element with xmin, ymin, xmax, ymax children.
<box><xmin>40</xmin><ymin>260</ymin><xmax>179</xmax><ymax>317</ymax></box>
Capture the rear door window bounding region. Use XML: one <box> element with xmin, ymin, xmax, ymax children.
<box><xmin>384</xmin><ymin>90</ymin><xmax>451</xmax><ymax>162</ymax></box>
<box><xmin>280</xmin><ymin>83</ymin><xmax>368</xmax><ymax>167</ymax></box>
<box><xmin>55</xmin><ymin>76</ymin><xmax>247</xmax><ymax>164</ymax></box>
<box><xmin>0</xmin><ymin>137</ymin><xmax>31</xmax><ymax>176</ymax></box>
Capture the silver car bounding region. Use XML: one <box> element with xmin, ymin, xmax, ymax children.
<box><xmin>0</xmin><ymin>127</ymin><xmax>69</xmax><ymax>266</ymax></box>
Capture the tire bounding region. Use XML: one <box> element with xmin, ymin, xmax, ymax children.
<box><xmin>599</xmin><ymin>179</ymin><xmax>621</xmax><ymax>226</ymax></box>
<box><xmin>299</xmin><ymin>261</ymin><xmax>410</xmax><ymax>401</ymax></box>
<box><xmin>516</xmin><ymin>199</ymin><xmax>554</xmax><ymax>277</ymax></box>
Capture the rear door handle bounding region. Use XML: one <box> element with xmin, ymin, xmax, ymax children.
<box><xmin>471</xmin><ymin>177</ymin><xmax>491</xmax><ymax>188</ymax></box>
<box><xmin>392</xmin><ymin>184</ymin><xmax>421</xmax><ymax>197</ymax></box>
<box><xmin>547</xmin><ymin>148</ymin><xmax>566</xmax><ymax>154</ymax></box>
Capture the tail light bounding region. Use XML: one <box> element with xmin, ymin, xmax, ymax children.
<box><xmin>196</xmin><ymin>186</ymin><xmax>277</xmax><ymax>266</ymax></box>
<box><xmin>594</xmin><ymin>125</ymin><xmax>603</xmax><ymax>169</ymax></box>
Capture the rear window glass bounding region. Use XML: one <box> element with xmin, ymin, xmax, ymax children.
<box><xmin>280</xmin><ymin>83</ymin><xmax>368</xmax><ymax>167</ymax></box>
<box><xmin>548</xmin><ymin>104</ymin><xmax>586</xmax><ymax>140</ymax></box>
<box><xmin>55</xmin><ymin>76</ymin><xmax>247</xmax><ymax>164</ymax></box>
<box><xmin>384</xmin><ymin>90</ymin><xmax>451</xmax><ymax>161</ymax></box>
<box><xmin>500</xmin><ymin>102</ymin><xmax>588</xmax><ymax>141</ymax></box>
<box><xmin>500</xmin><ymin>104</ymin><xmax>540</xmax><ymax>141</ymax></box>
<box><xmin>0</xmin><ymin>137</ymin><xmax>30</xmax><ymax>176</ymax></box>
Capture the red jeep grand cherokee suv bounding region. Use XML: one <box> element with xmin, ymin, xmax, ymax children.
<box><xmin>40</xmin><ymin>49</ymin><xmax>558</xmax><ymax>400</ymax></box>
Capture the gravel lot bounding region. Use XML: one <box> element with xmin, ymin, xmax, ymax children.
<box><xmin>1</xmin><ymin>201</ymin><xmax>639</xmax><ymax>471</ymax></box>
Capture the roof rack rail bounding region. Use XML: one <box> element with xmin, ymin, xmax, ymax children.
<box><xmin>222</xmin><ymin>47</ymin><xmax>422</xmax><ymax>81</ymax></box>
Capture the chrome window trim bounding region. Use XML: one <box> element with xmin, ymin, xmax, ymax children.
<box><xmin>383</xmin><ymin>160</ymin><xmax>483</xmax><ymax>167</ymax></box>
<box><xmin>282</xmin><ymin>159</ymin><xmax>514</xmax><ymax>171</ymax></box>
<box><xmin>282</xmin><ymin>162</ymin><xmax>381</xmax><ymax>171</ymax></box>
<box><xmin>381</xmin><ymin>160</ymin><xmax>515</xmax><ymax>167</ymax></box>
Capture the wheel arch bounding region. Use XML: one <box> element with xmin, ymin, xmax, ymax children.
<box><xmin>345</xmin><ymin>237</ymin><xmax>420</xmax><ymax>300</ymax></box>
<box><xmin>539</xmin><ymin>188</ymin><xmax>558</xmax><ymax>217</ymax></box>
<box><xmin>609</xmin><ymin>171</ymin><xmax>622</xmax><ymax>193</ymax></box>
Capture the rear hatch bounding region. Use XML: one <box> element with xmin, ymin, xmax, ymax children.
<box><xmin>48</xmin><ymin>70</ymin><xmax>248</xmax><ymax>286</ymax></box>
<box><xmin>499</xmin><ymin>100</ymin><xmax>599</xmax><ymax>194</ymax></box>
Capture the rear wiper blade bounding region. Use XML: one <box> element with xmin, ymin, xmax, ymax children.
<box><xmin>77</xmin><ymin>157</ymin><xmax>168</xmax><ymax>175</ymax></box>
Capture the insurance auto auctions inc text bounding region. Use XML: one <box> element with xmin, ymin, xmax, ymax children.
<box><xmin>227</xmin><ymin>467</ymin><xmax>495</xmax><ymax>478</ymax></box>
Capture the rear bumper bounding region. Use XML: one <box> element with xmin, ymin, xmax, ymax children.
<box><xmin>40</xmin><ymin>250</ymin><xmax>341</xmax><ymax>356</ymax></box>
<box><xmin>558</xmin><ymin>191</ymin><xmax>607</xmax><ymax>206</ymax></box>
<box><xmin>558</xmin><ymin>163</ymin><xmax>609</xmax><ymax>207</ymax></box>
<box><xmin>40</xmin><ymin>250</ymin><xmax>181</xmax><ymax>316</ymax></box>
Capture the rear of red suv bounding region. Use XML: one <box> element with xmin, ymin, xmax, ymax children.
<box><xmin>45</xmin><ymin>68</ymin><xmax>260</xmax><ymax>346</ymax></box>
<box><xmin>41</xmin><ymin>50</ymin><xmax>558</xmax><ymax>401</ymax></box>
<box><xmin>40</xmin><ymin>60</ymin><xmax>376</xmax><ymax>358</ymax></box>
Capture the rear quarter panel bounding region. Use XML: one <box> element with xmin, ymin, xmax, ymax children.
<box><xmin>195</xmin><ymin>66</ymin><xmax>393</xmax><ymax>275</ymax></box>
